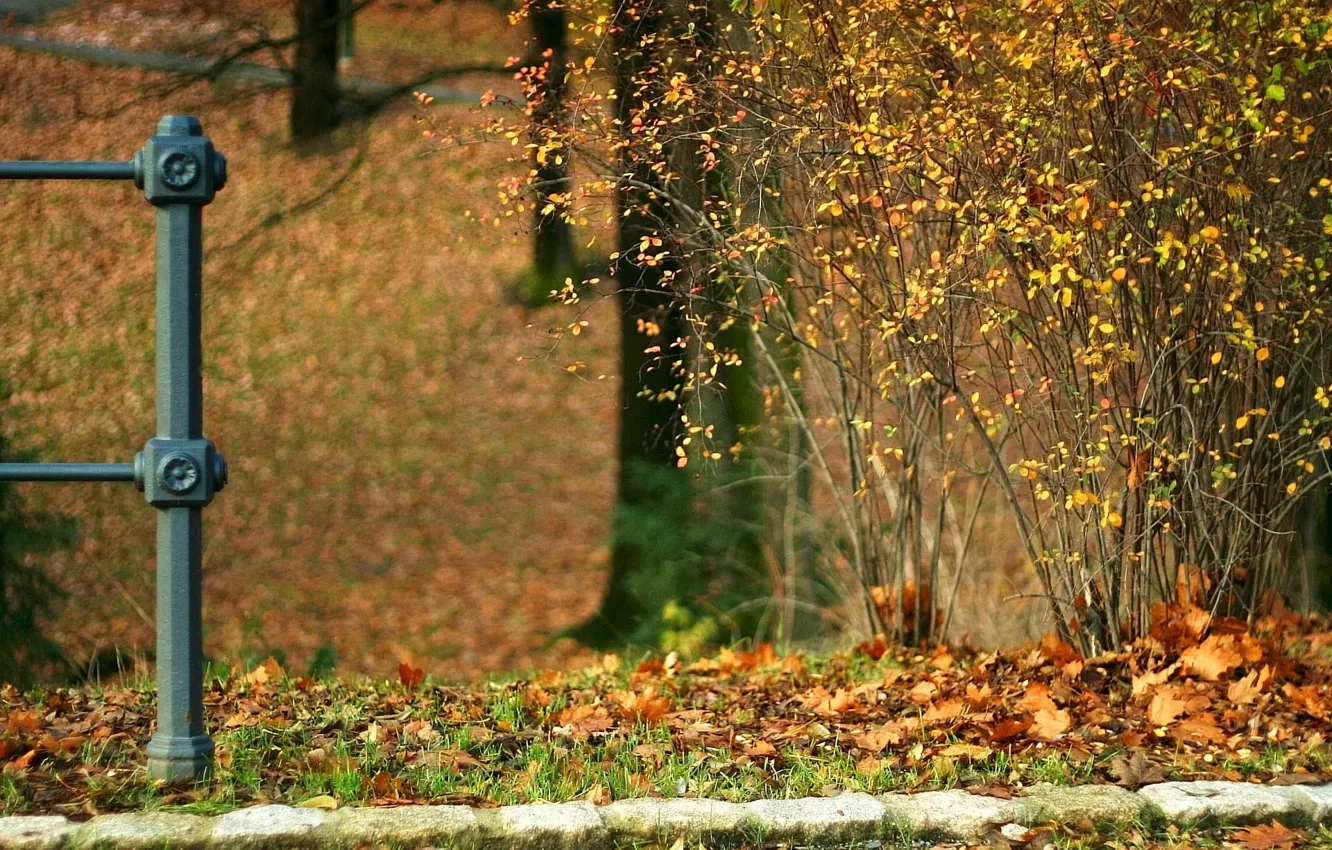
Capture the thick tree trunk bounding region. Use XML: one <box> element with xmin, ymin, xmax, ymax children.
<box><xmin>569</xmin><ymin>0</ymin><xmax>689</xmax><ymax>645</ymax></box>
<box><xmin>524</xmin><ymin>0</ymin><xmax>577</xmax><ymax>301</ymax></box>
<box><xmin>291</xmin><ymin>0</ymin><xmax>341</xmax><ymax>143</ymax></box>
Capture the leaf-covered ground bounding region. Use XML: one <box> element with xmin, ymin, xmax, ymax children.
<box><xmin>0</xmin><ymin>22</ymin><xmax>618</xmax><ymax>681</ymax></box>
<box><xmin>5</xmin><ymin>607</ymin><xmax>1332</xmax><ymax>821</ymax></box>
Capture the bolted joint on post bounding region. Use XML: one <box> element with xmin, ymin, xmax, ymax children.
<box><xmin>135</xmin><ymin>115</ymin><xmax>226</xmax><ymax>206</ymax></box>
<box><xmin>135</xmin><ymin>438</ymin><xmax>225</xmax><ymax>507</ymax></box>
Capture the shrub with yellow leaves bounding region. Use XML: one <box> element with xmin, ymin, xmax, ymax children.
<box><xmin>492</xmin><ymin>0</ymin><xmax>1332</xmax><ymax>650</ymax></box>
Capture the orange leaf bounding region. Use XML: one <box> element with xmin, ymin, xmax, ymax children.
<box><xmin>1038</xmin><ymin>633</ymin><xmax>1080</xmax><ymax>665</ymax></box>
<box><xmin>1228</xmin><ymin>665</ymin><xmax>1273</xmax><ymax>705</ymax></box>
<box><xmin>1029</xmin><ymin>708</ymin><xmax>1071</xmax><ymax>741</ymax></box>
<box><xmin>1127</xmin><ymin>450</ymin><xmax>1149</xmax><ymax>489</ymax></box>
<box><xmin>853</xmin><ymin>722</ymin><xmax>902</xmax><ymax>754</ymax></box>
<box><xmin>1234</xmin><ymin>821</ymin><xmax>1301</xmax><ymax>850</ymax></box>
<box><xmin>247</xmin><ymin>656</ymin><xmax>285</xmax><ymax>686</ymax></box>
<box><xmin>1018</xmin><ymin>682</ymin><xmax>1058</xmax><ymax>714</ymax></box>
<box><xmin>398</xmin><ymin>662</ymin><xmax>425</xmax><ymax>689</ymax></box>
<box><xmin>990</xmin><ymin>716</ymin><xmax>1033</xmax><ymax>742</ymax></box>
<box><xmin>614</xmin><ymin>687</ymin><xmax>673</xmax><ymax>724</ymax></box>
<box><xmin>1147</xmin><ymin>686</ymin><xmax>1189</xmax><ymax>726</ymax></box>
<box><xmin>923</xmin><ymin>699</ymin><xmax>965</xmax><ymax>723</ymax></box>
<box><xmin>1180</xmin><ymin>635</ymin><xmax>1244</xmax><ymax>681</ymax></box>
<box><xmin>1131</xmin><ymin>661</ymin><xmax>1179</xmax><ymax>697</ymax></box>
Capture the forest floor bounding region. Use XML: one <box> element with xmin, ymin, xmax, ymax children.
<box><xmin>0</xmin><ymin>0</ymin><xmax>624</xmax><ymax>683</ymax></box>
<box><xmin>3</xmin><ymin>608</ymin><xmax>1332</xmax><ymax>825</ymax></box>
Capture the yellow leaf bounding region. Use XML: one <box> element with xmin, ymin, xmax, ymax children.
<box><xmin>1211</xmin><ymin>351</ymin><xmax>1222</xmax><ymax>365</ymax></box>
<box><xmin>1276</xmin><ymin>375</ymin><xmax>1287</xmax><ymax>389</ymax></box>
<box><xmin>1199</xmin><ymin>225</ymin><xmax>1221</xmax><ymax>242</ymax></box>
<box><xmin>1256</xmin><ymin>347</ymin><xmax>1271</xmax><ymax>362</ymax></box>
<box><xmin>298</xmin><ymin>795</ymin><xmax>339</xmax><ymax>810</ymax></box>
<box><xmin>1236</xmin><ymin>415</ymin><xmax>1250</xmax><ymax>430</ymax></box>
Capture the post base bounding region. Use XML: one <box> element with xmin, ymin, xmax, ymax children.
<box><xmin>147</xmin><ymin>734</ymin><xmax>214</xmax><ymax>782</ymax></box>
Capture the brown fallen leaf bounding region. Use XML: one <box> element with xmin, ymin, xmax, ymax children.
<box><xmin>1268</xmin><ymin>772</ymin><xmax>1327</xmax><ymax>786</ymax></box>
<box><xmin>1233</xmin><ymin>820</ymin><xmax>1302</xmax><ymax>850</ymax></box>
<box><xmin>1180</xmin><ymin>634</ymin><xmax>1244</xmax><ymax>681</ymax></box>
<box><xmin>1147</xmin><ymin>686</ymin><xmax>1189</xmax><ymax>726</ymax></box>
<box><xmin>1228</xmin><ymin>665</ymin><xmax>1273</xmax><ymax>705</ymax></box>
<box><xmin>1110</xmin><ymin>749</ymin><xmax>1166</xmax><ymax>789</ymax></box>
<box><xmin>1028</xmin><ymin>708</ymin><xmax>1070</xmax><ymax>741</ymax></box>
<box><xmin>412</xmin><ymin>748</ymin><xmax>484</xmax><ymax>772</ymax></box>
<box><xmin>939</xmin><ymin>743</ymin><xmax>991</xmax><ymax>760</ymax></box>
<box><xmin>853</xmin><ymin>722</ymin><xmax>902</xmax><ymax>754</ymax></box>
<box><xmin>923</xmin><ymin>699</ymin><xmax>965</xmax><ymax>723</ymax></box>
<box><xmin>990</xmin><ymin>716</ymin><xmax>1032</xmax><ymax>743</ymax></box>
<box><xmin>965</xmin><ymin>784</ymin><xmax>1016</xmax><ymax>799</ymax></box>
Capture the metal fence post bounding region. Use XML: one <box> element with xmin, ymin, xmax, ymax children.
<box><xmin>0</xmin><ymin>115</ymin><xmax>228</xmax><ymax>782</ymax></box>
<box><xmin>135</xmin><ymin>115</ymin><xmax>227</xmax><ymax>781</ymax></box>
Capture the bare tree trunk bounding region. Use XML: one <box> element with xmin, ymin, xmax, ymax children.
<box><xmin>291</xmin><ymin>0</ymin><xmax>340</xmax><ymax>143</ymax></box>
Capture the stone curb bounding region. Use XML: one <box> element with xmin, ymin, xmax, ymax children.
<box><xmin>0</xmin><ymin>782</ymin><xmax>1327</xmax><ymax>848</ymax></box>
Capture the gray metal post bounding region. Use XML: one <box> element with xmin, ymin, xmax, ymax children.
<box><xmin>0</xmin><ymin>117</ymin><xmax>229</xmax><ymax>783</ymax></box>
<box><xmin>135</xmin><ymin>115</ymin><xmax>227</xmax><ymax>782</ymax></box>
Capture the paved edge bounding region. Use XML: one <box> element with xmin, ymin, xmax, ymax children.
<box><xmin>0</xmin><ymin>782</ymin><xmax>1328</xmax><ymax>848</ymax></box>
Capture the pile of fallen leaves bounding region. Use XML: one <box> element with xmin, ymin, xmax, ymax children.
<box><xmin>4</xmin><ymin>603</ymin><xmax>1332</xmax><ymax>816</ymax></box>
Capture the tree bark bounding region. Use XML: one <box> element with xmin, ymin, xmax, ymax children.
<box><xmin>569</xmin><ymin>0</ymin><xmax>690</xmax><ymax>645</ymax></box>
<box><xmin>523</xmin><ymin>0</ymin><xmax>577</xmax><ymax>301</ymax></box>
<box><xmin>291</xmin><ymin>0</ymin><xmax>341</xmax><ymax>143</ymax></box>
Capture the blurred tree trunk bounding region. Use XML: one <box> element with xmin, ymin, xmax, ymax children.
<box><xmin>569</xmin><ymin>0</ymin><xmax>690</xmax><ymax>646</ymax></box>
<box><xmin>291</xmin><ymin>0</ymin><xmax>341</xmax><ymax>142</ymax></box>
<box><xmin>521</xmin><ymin>0</ymin><xmax>578</xmax><ymax>304</ymax></box>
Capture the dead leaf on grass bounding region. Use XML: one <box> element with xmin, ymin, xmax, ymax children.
<box><xmin>1110</xmin><ymin>749</ymin><xmax>1166</xmax><ymax>789</ymax></box>
<box><xmin>1233</xmin><ymin>820</ymin><xmax>1302</xmax><ymax>849</ymax></box>
<box><xmin>853</xmin><ymin>722</ymin><xmax>902</xmax><ymax>753</ymax></box>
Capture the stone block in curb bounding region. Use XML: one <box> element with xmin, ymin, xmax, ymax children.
<box><xmin>1137</xmin><ymin>782</ymin><xmax>1314</xmax><ymax>826</ymax></box>
<box><xmin>0</xmin><ymin>816</ymin><xmax>76</xmax><ymax>850</ymax></box>
<box><xmin>743</xmin><ymin>793</ymin><xmax>888</xmax><ymax>843</ymax></box>
<box><xmin>478</xmin><ymin>801</ymin><xmax>608</xmax><ymax>850</ymax></box>
<box><xmin>320</xmin><ymin>805</ymin><xmax>481</xmax><ymax>848</ymax></box>
<box><xmin>1286</xmin><ymin>783</ymin><xmax>1332</xmax><ymax>823</ymax></box>
<box><xmin>210</xmin><ymin>805</ymin><xmax>326</xmax><ymax>847</ymax></box>
<box><xmin>886</xmin><ymin>790</ymin><xmax>1020</xmax><ymax>840</ymax></box>
<box><xmin>600</xmin><ymin>798</ymin><xmax>756</xmax><ymax>842</ymax></box>
<box><xmin>72</xmin><ymin>812</ymin><xmax>210</xmax><ymax>849</ymax></box>
<box><xmin>1017</xmin><ymin>785</ymin><xmax>1147</xmax><ymax>828</ymax></box>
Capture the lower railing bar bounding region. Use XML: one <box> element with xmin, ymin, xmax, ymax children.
<box><xmin>0</xmin><ymin>161</ymin><xmax>136</xmax><ymax>180</ymax></box>
<box><xmin>0</xmin><ymin>463</ymin><xmax>136</xmax><ymax>482</ymax></box>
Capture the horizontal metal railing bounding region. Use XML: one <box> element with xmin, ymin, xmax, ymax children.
<box><xmin>0</xmin><ymin>160</ymin><xmax>136</xmax><ymax>180</ymax></box>
<box><xmin>0</xmin><ymin>463</ymin><xmax>136</xmax><ymax>482</ymax></box>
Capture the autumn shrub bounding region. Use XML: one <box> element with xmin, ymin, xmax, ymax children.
<box><xmin>497</xmin><ymin>0</ymin><xmax>1332</xmax><ymax>652</ymax></box>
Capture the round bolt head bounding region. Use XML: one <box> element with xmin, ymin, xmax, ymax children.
<box><xmin>159</xmin><ymin>454</ymin><xmax>200</xmax><ymax>494</ymax></box>
<box><xmin>159</xmin><ymin>150</ymin><xmax>200</xmax><ymax>190</ymax></box>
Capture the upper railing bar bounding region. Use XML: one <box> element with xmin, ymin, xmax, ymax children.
<box><xmin>0</xmin><ymin>161</ymin><xmax>136</xmax><ymax>181</ymax></box>
<box><xmin>0</xmin><ymin>463</ymin><xmax>136</xmax><ymax>482</ymax></box>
